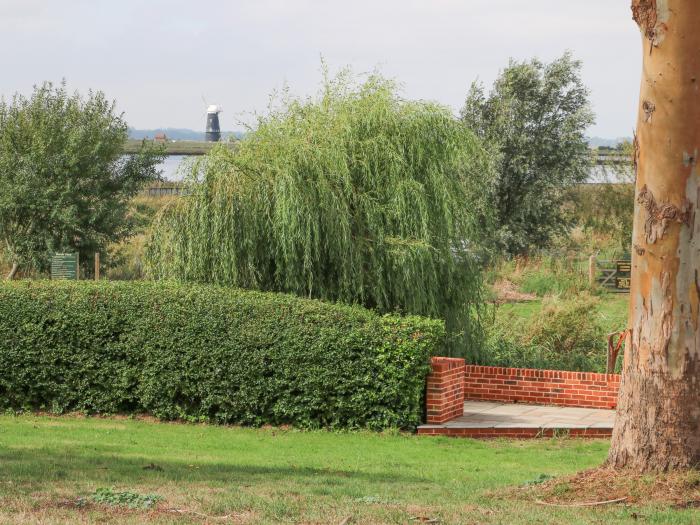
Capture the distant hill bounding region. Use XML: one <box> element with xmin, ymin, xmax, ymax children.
<box><xmin>128</xmin><ymin>128</ymin><xmax>245</xmax><ymax>141</ymax></box>
<box><xmin>587</xmin><ymin>136</ymin><xmax>631</xmax><ymax>148</ymax></box>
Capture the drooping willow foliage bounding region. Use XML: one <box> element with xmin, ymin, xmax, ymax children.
<box><xmin>146</xmin><ymin>72</ymin><xmax>494</xmax><ymax>357</ymax></box>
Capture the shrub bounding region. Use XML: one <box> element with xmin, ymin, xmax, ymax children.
<box><xmin>0</xmin><ymin>281</ymin><xmax>443</xmax><ymax>430</ymax></box>
<box><xmin>483</xmin><ymin>294</ymin><xmax>607</xmax><ymax>372</ymax></box>
<box><xmin>525</xmin><ymin>294</ymin><xmax>604</xmax><ymax>356</ymax></box>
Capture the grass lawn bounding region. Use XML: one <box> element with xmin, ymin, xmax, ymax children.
<box><xmin>0</xmin><ymin>415</ymin><xmax>696</xmax><ymax>524</ymax></box>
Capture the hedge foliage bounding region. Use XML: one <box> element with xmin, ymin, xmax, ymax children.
<box><xmin>0</xmin><ymin>281</ymin><xmax>443</xmax><ymax>430</ymax></box>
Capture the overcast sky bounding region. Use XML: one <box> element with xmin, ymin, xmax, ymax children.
<box><xmin>1</xmin><ymin>0</ymin><xmax>640</xmax><ymax>137</ymax></box>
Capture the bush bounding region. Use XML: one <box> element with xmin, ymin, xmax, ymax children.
<box><xmin>0</xmin><ymin>281</ymin><xmax>443</xmax><ymax>430</ymax></box>
<box><xmin>483</xmin><ymin>294</ymin><xmax>607</xmax><ymax>372</ymax></box>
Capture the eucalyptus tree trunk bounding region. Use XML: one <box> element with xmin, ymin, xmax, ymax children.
<box><xmin>608</xmin><ymin>0</ymin><xmax>700</xmax><ymax>470</ymax></box>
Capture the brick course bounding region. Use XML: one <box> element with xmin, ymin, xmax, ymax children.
<box><xmin>416</xmin><ymin>426</ymin><xmax>612</xmax><ymax>438</ymax></box>
<box><xmin>463</xmin><ymin>365</ymin><xmax>621</xmax><ymax>410</ymax></box>
<box><xmin>425</xmin><ymin>357</ymin><xmax>466</xmax><ymax>424</ymax></box>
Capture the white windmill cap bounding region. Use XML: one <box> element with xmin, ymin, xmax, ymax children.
<box><xmin>207</xmin><ymin>104</ymin><xmax>222</xmax><ymax>113</ymax></box>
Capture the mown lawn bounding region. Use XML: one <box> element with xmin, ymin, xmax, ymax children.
<box><xmin>0</xmin><ymin>415</ymin><xmax>696</xmax><ymax>524</ymax></box>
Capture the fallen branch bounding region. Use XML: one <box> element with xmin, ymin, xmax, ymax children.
<box><xmin>535</xmin><ymin>497</ymin><xmax>628</xmax><ymax>507</ymax></box>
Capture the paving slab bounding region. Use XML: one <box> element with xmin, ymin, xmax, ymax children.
<box><xmin>418</xmin><ymin>400</ymin><xmax>615</xmax><ymax>438</ymax></box>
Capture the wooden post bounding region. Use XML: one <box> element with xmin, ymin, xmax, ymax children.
<box><xmin>94</xmin><ymin>252</ymin><xmax>100</xmax><ymax>281</ymax></box>
<box><xmin>588</xmin><ymin>254</ymin><xmax>596</xmax><ymax>288</ymax></box>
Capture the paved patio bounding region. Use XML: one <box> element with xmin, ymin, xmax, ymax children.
<box><xmin>418</xmin><ymin>401</ymin><xmax>616</xmax><ymax>438</ymax></box>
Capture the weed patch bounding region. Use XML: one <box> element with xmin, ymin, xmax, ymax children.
<box><xmin>89</xmin><ymin>487</ymin><xmax>162</xmax><ymax>509</ymax></box>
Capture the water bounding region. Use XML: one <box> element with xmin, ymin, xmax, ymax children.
<box><xmin>587</xmin><ymin>165</ymin><xmax>633</xmax><ymax>184</ymax></box>
<box><xmin>155</xmin><ymin>155</ymin><xmax>631</xmax><ymax>184</ymax></box>
<box><xmin>157</xmin><ymin>155</ymin><xmax>192</xmax><ymax>181</ymax></box>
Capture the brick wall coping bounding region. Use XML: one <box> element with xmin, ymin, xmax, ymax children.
<box><xmin>465</xmin><ymin>365</ymin><xmax>621</xmax><ymax>383</ymax></box>
<box><xmin>431</xmin><ymin>357</ymin><xmax>467</xmax><ymax>372</ymax></box>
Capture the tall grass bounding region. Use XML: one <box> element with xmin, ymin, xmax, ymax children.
<box><xmin>490</xmin><ymin>255</ymin><xmax>590</xmax><ymax>298</ymax></box>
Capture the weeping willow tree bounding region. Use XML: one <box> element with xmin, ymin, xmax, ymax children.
<box><xmin>146</xmin><ymin>72</ymin><xmax>494</xmax><ymax>357</ymax></box>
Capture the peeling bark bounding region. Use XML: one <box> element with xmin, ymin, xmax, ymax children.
<box><xmin>632</xmin><ymin>0</ymin><xmax>668</xmax><ymax>48</ymax></box>
<box><xmin>632</xmin><ymin>0</ymin><xmax>658</xmax><ymax>37</ymax></box>
<box><xmin>609</xmin><ymin>0</ymin><xmax>700</xmax><ymax>471</ymax></box>
<box><xmin>643</xmin><ymin>100</ymin><xmax>656</xmax><ymax>122</ymax></box>
<box><xmin>637</xmin><ymin>185</ymin><xmax>691</xmax><ymax>244</ymax></box>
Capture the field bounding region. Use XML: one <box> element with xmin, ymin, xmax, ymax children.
<box><xmin>0</xmin><ymin>415</ymin><xmax>696</xmax><ymax>524</ymax></box>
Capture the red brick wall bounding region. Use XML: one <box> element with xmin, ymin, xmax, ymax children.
<box><xmin>426</xmin><ymin>357</ymin><xmax>466</xmax><ymax>424</ymax></box>
<box><xmin>463</xmin><ymin>365</ymin><xmax>621</xmax><ymax>409</ymax></box>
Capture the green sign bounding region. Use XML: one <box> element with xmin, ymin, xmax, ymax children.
<box><xmin>51</xmin><ymin>252</ymin><xmax>79</xmax><ymax>280</ymax></box>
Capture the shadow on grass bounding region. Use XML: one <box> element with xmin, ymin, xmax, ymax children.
<box><xmin>0</xmin><ymin>447</ymin><xmax>429</xmax><ymax>487</ymax></box>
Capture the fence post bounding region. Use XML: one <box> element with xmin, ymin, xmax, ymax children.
<box><xmin>95</xmin><ymin>252</ymin><xmax>100</xmax><ymax>281</ymax></box>
<box><xmin>589</xmin><ymin>254</ymin><xmax>596</xmax><ymax>288</ymax></box>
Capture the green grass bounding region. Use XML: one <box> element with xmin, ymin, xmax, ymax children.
<box><xmin>0</xmin><ymin>415</ymin><xmax>695</xmax><ymax>524</ymax></box>
<box><xmin>598</xmin><ymin>293</ymin><xmax>630</xmax><ymax>330</ymax></box>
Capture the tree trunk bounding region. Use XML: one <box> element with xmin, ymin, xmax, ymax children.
<box><xmin>608</xmin><ymin>0</ymin><xmax>700</xmax><ymax>471</ymax></box>
<box><xmin>6</xmin><ymin>262</ymin><xmax>18</xmax><ymax>280</ymax></box>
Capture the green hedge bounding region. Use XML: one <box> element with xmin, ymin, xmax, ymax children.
<box><xmin>0</xmin><ymin>281</ymin><xmax>443</xmax><ymax>430</ymax></box>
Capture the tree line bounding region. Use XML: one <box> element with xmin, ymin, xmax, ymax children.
<box><xmin>0</xmin><ymin>54</ymin><xmax>596</xmax><ymax>284</ymax></box>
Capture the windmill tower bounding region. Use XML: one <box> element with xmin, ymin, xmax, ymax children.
<box><xmin>205</xmin><ymin>104</ymin><xmax>222</xmax><ymax>142</ymax></box>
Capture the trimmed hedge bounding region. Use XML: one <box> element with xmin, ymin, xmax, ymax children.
<box><xmin>0</xmin><ymin>281</ymin><xmax>443</xmax><ymax>430</ymax></box>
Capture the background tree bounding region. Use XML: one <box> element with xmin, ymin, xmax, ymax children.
<box><xmin>609</xmin><ymin>0</ymin><xmax>700</xmax><ymax>471</ymax></box>
<box><xmin>147</xmin><ymin>72</ymin><xmax>494</xmax><ymax>357</ymax></box>
<box><xmin>461</xmin><ymin>52</ymin><xmax>594</xmax><ymax>257</ymax></box>
<box><xmin>569</xmin><ymin>142</ymin><xmax>635</xmax><ymax>254</ymax></box>
<box><xmin>0</xmin><ymin>82</ymin><xmax>164</xmax><ymax>278</ymax></box>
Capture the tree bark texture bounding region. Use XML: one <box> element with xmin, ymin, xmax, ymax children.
<box><xmin>609</xmin><ymin>0</ymin><xmax>700</xmax><ymax>471</ymax></box>
<box><xmin>6</xmin><ymin>262</ymin><xmax>18</xmax><ymax>280</ymax></box>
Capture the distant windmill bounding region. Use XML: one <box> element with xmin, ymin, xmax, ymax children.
<box><xmin>202</xmin><ymin>96</ymin><xmax>222</xmax><ymax>142</ymax></box>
